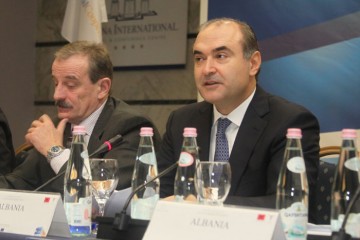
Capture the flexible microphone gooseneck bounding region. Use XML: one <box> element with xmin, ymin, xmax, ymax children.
<box><xmin>331</xmin><ymin>184</ymin><xmax>360</xmax><ymax>240</ymax></box>
<box><xmin>112</xmin><ymin>160</ymin><xmax>179</xmax><ymax>231</ymax></box>
<box><xmin>33</xmin><ymin>134</ymin><xmax>123</xmax><ymax>192</ymax></box>
<box><xmin>88</xmin><ymin>134</ymin><xmax>123</xmax><ymax>158</ymax></box>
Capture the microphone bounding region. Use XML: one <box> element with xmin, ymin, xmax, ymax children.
<box><xmin>88</xmin><ymin>134</ymin><xmax>123</xmax><ymax>158</ymax></box>
<box><xmin>112</xmin><ymin>161</ymin><xmax>179</xmax><ymax>231</ymax></box>
<box><xmin>331</xmin><ymin>184</ymin><xmax>360</xmax><ymax>240</ymax></box>
<box><xmin>33</xmin><ymin>134</ymin><xmax>123</xmax><ymax>192</ymax></box>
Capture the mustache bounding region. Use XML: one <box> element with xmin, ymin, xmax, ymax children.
<box><xmin>204</xmin><ymin>74</ymin><xmax>219</xmax><ymax>81</ymax></box>
<box><xmin>55</xmin><ymin>100</ymin><xmax>72</xmax><ymax>108</ymax></box>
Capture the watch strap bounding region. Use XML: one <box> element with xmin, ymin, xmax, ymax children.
<box><xmin>47</xmin><ymin>145</ymin><xmax>65</xmax><ymax>161</ymax></box>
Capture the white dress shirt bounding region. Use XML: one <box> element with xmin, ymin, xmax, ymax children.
<box><xmin>209</xmin><ymin>88</ymin><xmax>256</xmax><ymax>162</ymax></box>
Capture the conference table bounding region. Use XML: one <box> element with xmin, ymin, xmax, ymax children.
<box><xmin>0</xmin><ymin>221</ymin><xmax>333</xmax><ymax>240</ymax></box>
<box><xmin>0</xmin><ymin>189</ymin><xmax>344</xmax><ymax>240</ymax></box>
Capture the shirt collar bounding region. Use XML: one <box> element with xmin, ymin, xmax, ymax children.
<box><xmin>213</xmin><ymin>87</ymin><xmax>256</xmax><ymax>127</ymax></box>
<box><xmin>73</xmin><ymin>100</ymin><xmax>107</xmax><ymax>136</ymax></box>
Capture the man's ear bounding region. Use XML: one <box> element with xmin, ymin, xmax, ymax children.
<box><xmin>97</xmin><ymin>78</ymin><xmax>111</xmax><ymax>99</ymax></box>
<box><xmin>249</xmin><ymin>51</ymin><xmax>261</xmax><ymax>77</ymax></box>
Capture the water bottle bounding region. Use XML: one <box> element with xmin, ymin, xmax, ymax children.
<box><xmin>63</xmin><ymin>126</ymin><xmax>92</xmax><ymax>236</ymax></box>
<box><xmin>131</xmin><ymin>127</ymin><xmax>160</xmax><ymax>220</ymax></box>
<box><xmin>174</xmin><ymin>127</ymin><xmax>199</xmax><ymax>202</ymax></box>
<box><xmin>276</xmin><ymin>128</ymin><xmax>308</xmax><ymax>240</ymax></box>
<box><xmin>331</xmin><ymin>129</ymin><xmax>360</xmax><ymax>238</ymax></box>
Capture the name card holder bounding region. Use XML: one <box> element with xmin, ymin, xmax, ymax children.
<box><xmin>143</xmin><ymin>201</ymin><xmax>286</xmax><ymax>240</ymax></box>
<box><xmin>0</xmin><ymin>189</ymin><xmax>71</xmax><ymax>238</ymax></box>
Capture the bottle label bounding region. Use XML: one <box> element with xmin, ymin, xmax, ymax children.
<box><xmin>287</xmin><ymin>157</ymin><xmax>306</xmax><ymax>173</ymax></box>
<box><xmin>344</xmin><ymin>157</ymin><xmax>360</xmax><ymax>171</ymax></box>
<box><xmin>131</xmin><ymin>194</ymin><xmax>159</xmax><ymax>220</ymax></box>
<box><xmin>178</xmin><ymin>152</ymin><xmax>194</xmax><ymax>167</ymax></box>
<box><xmin>80</xmin><ymin>150</ymin><xmax>89</xmax><ymax>160</ymax></box>
<box><xmin>64</xmin><ymin>197</ymin><xmax>92</xmax><ymax>227</ymax></box>
<box><xmin>139</xmin><ymin>152</ymin><xmax>157</xmax><ymax>165</ymax></box>
<box><xmin>332</xmin><ymin>213</ymin><xmax>360</xmax><ymax>238</ymax></box>
<box><xmin>81</xmin><ymin>150</ymin><xmax>92</xmax><ymax>180</ymax></box>
<box><xmin>279</xmin><ymin>202</ymin><xmax>308</xmax><ymax>239</ymax></box>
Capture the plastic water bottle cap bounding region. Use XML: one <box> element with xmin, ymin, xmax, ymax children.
<box><xmin>341</xmin><ymin>129</ymin><xmax>356</xmax><ymax>139</ymax></box>
<box><xmin>72</xmin><ymin>125</ymin><xmax>86</xmax><ymax>134</ymax></box>
<box><xmin>140</xmin><ymin>127</ymin><xmax>154</xmax><ymax>136</ymax></box>
<box><xmin>286</xmin><ymin>128</ymin><xmax>302</xmax><ymax>138</ymax></box>
<box><xmin>183</xmin><ymin>127</ymin><xmax>197</xmax><ymax>137</ymax></box>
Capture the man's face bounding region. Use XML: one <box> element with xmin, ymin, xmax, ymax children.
<box><xmin>193</xmin><ymin>22</ymin><xmax>260</xmax><ymax>114</ymax></box>
<box><xmin>52</xmin><ymin>54</ymin><xmax>103</xmax><ymax>124</ymax></box>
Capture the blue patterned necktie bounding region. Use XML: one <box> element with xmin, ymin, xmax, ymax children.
<box><xmin>214</xmin><ymin>118</ymin><xmax>232</xmax><ymax>161</ymax></box>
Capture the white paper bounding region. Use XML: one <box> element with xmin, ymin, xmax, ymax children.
<box><xmin>143</xmin><ymin>201</ymin><xmax>286</xmax><ymax>240</ymax></box>
<box><xmin>307</xmin><ymin>223</ymin><xmax>332</xmax><ymax>236</ymax></box>
<box><xmin>104</xmin><ymin>187</ymin><xmax>132</xmax><ymax>217</ymax></box>
<box><xmin>0</xmin><ymin>190</ymin><xmax>70</xmax><ymax>238</ymax></box>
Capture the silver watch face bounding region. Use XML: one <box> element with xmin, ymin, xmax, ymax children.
<box><xmin>50</xmin><ymin>146</ymin><xmax>62</xmax><ymax>153</ymax></box>
<box><xmin>47</xmin><ymin>146</ymin><xmax>64</xmax><ymax>159</ymax></box>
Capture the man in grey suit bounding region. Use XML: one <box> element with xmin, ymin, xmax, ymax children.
<box><xmin>157</xmin><ymin>18</ymin><xmax>319</xmax><ymax>223</ymax></box>
<box><xmin>0</xmin><ymin>41</ymin><xmax>160</xmax><ymax>193</ymax></box>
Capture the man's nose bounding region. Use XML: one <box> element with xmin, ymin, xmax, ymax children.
<box><xmin>203</xmin><ymin>58</ymin><xmax>216</xmax><ymax>75</ymax></box>
<box><xmin>53</xmin><ymin>85</ymin><xmax>66</xmax><ymax>100</ymax></box>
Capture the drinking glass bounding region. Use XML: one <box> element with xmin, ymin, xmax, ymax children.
<box><xmin>89</xmin><ymin>158</ymin><xmax>119</xmax><ymax>217</ymax></box>
<box><xmin>195</xmin><ymin>161</ymin><xmax>231</xmax><ymax>206</ymax></box>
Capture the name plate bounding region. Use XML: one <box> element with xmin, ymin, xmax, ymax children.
<box><xmin>0</xmin><ymin>189</ymin><xmax>71</xmax><ymax>238</ymax></box>
<box><xmin>144</xmin><ymin>201</ymin><xmax>285</xmax><ymax>240</ymax></box>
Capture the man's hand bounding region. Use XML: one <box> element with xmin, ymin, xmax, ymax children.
<box><xmin>25</xmin><ymin>114</ymin><xmax>68</xmax><ymax>156</ymax></box>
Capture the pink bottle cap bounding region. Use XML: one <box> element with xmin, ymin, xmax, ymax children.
<box><xmin>140</xmin><ymin>127</ymin><xmax>153</xmax><ymax>136</ymax></box>
<box><xmin>72</xmin><ymin>125</ymin><xmax>86</xmax><ymax>134</ymax></box>
<box><xmin>286</xmin><ymin>128</ymin><xmax>302</xmax><ymax>138</ymax></box>
<box><xmin>183</xmin><ymin>127</ymin><xmax>197</xmax><ymax>137</ymax></box>
<box><xmin>341</xmin><ymin>129</ymin><xmax>356</xmax><ymax>139</ymax></box>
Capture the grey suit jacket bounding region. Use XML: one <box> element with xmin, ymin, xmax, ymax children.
<box><xmin>0</xmin><ymin>97</ymin><xmax>161</xmax><ymax>194</ymax></box>
<box><xmin>157</xmin><ymin>86</ymin><xmax>319</xmax><ymax>221</ymax></box>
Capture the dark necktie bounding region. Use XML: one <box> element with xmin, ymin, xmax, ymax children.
<box><xmin>214</xmin><ymin>118</ymin><xmax>232</xmax><ymax>161</ymax></box>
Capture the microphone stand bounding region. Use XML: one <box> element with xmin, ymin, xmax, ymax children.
<box><xmin>331</xmin><ymin>184</ymin><xmax>360</xmax><ymax>240</ymax></box>
<box><xmin>33</xmin><ymin>171</ymin><xmax>65</xmax><ymax>192</ymax></box>
<box><xmin>96</xmin><ymin>161</ymin><xmax>179</xmax><ymax>240</ymax></box>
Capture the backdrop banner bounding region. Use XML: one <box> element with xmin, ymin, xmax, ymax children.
<box><xmin>102</xmin><ymin>0</ymin><xmax>188</xmax><ymax>67</ymax></box>
<box><xmin>208</xmin><ymin>0</ymin><xmax>360</xmax><ymax>133</ymax></box>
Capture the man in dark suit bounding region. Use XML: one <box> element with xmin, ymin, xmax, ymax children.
<box><xmin>157</xmin><ymin>18</ymin><xmax>319</xmax><ymax>222</ymax></box>
<box><xmin>0</xmin><ymin>41</ymin><xmax>160</xmax><ymax>193</ymax></box>
<box><xmin>0</xmin><ymin>107</ymin><xmax>15</xmax><ymax>174</ymax></box>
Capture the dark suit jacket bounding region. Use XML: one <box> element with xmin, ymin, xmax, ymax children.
<box><xmin>0</xmin><ymin>97</ymin><xmax>161</xmax><ymax>194</ymax></box>
<box><xmin>157</xmin><ymin>86</ymin><xmax>320</xmax><ymax>222</ymax></box>
<box><xmin>0</xmin><ymin>107</ymin><xmax>15</xmax><ymax>174</ymax></box>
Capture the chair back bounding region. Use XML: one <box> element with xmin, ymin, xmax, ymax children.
<box><xmin>14</xmin><ymin>142</ymin><xmax>33</xmax><ymax>166</ymax></box>
<box><xmin>314</xmin><ymin>146</ymin><xmax>340</xmax><ymax>224</ymax></box>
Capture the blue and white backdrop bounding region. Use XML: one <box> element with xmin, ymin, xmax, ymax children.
<box><xmin>203</xmin><ymin>0</ymin><xmax>360</xmax><ymax>145</ymax></box>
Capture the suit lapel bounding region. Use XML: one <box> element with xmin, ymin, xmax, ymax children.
<box><xmin>87</xmin><ymin>98</ymin><xmax>115</xmax><ymax>154</ymax></box>
<box><xmin>196</xmin><ymin>103</ymin><xmax>213</xmax><ymax>162</ymax></box>
<box><xmin>63</xmin><ymin>123</ymin><xmax>72</xmax><ymax>148</ymax></box>
<box><xmin>228</xmin><ymin>87</ymin><xmax>270</xmax><ymax>195</ymax></box>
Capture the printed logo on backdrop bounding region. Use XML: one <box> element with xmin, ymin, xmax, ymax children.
<box><xmin>102</xmin><ymin>0</ymin><xmax>188</xmax><ymax>67</ymax></box>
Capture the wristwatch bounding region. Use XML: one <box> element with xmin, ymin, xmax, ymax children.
<box><xmin>47</xmin><ymin>145</ymin><xmax>65</xmax><ymax>160</ymax></box>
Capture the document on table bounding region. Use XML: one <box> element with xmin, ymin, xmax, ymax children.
<box><xmin>307</xmin><ymin>223</ymin><xmax>331</xmax><ymax>236</ymax></box>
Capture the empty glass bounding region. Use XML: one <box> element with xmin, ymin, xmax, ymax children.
<box><xmin>195</xmin><ymin>161</ymin><xmax>231</xmax><ymax>206</ymax></box>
